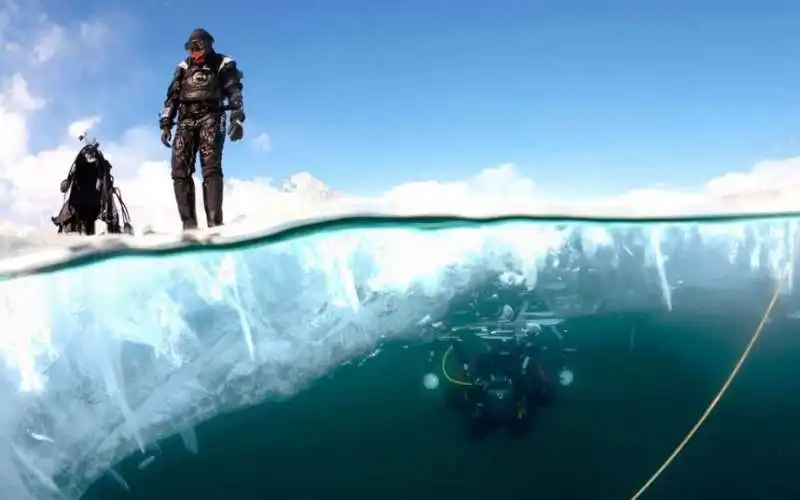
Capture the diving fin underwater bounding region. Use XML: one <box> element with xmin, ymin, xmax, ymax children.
<box><xmin>51</xmin><ymin>135</ymin><xmax>134</xmax><ymax>236</ymax></box>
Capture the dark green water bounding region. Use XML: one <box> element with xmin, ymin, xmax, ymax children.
<box><xmin>81</xmin><ymin>283</ymin><xmax>800</xmax><ymax>499</ymax></box>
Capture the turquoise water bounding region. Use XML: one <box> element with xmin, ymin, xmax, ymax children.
<box><xmin>2</xmin><ymin>215</ymin><xmax>799</xmax><ymax>499</ymax></box>
<box><xmin>85</xmin><ymin>312</ymin><xmax>800</xmax><ymax>499</ymax></box>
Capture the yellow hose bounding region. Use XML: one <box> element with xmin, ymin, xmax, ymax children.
<box><xmin>441</xmin><ymin>345</ymin><xmax>473</xmax><ymax>386</ymax></box>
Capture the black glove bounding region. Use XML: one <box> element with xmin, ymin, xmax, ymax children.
<box><xmin>160</xmin><ymin>127</ymin><xmax>172</xmax><ymax>148</ymax></box>
<box><xmin>229</xmin><ymin>119</ymin><xmax>244</xmax><ymax>142</ymax></box>
<box><xmin>59</xmin><ymin>179</ymin><xmax>69</xmax><ymax>193</ymax></box>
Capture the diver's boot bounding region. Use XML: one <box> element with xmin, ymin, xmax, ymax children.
<box><xmin>173</xmin><ymin>178</ymin><xmax>198</xmax><ymax>230</ymax></box>
<box><xmin>202</xmin><ymin>175</ymin><xmax>224</xmax><ymax>227</ymax></box>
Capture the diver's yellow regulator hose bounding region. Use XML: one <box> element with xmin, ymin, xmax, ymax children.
<box><xmin>439</xmin><ymin>232</ymin><xmax>797</xmax><ymax>499</ymax></box>
<box><xmin>441</xmin><ymin>345</ymin><xmax>473</xmax><ymax>387</ymax></box>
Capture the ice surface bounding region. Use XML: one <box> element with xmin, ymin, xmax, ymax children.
<box><xmin>0</xmin><ymin>215</ymin><xmax>798</xmax><ymax>499</ymax></box>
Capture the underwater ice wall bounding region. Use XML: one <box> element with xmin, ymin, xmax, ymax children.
<box><xmin>0</xmin><ymin>217</ymin><xmax>798</xmax><ymax>500</ymax></box>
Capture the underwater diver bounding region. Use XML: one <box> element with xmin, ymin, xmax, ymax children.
<box><xmin>443</xmin><ymin>334</ymin><xmax>554</xmax><ymax>439</ymax></box>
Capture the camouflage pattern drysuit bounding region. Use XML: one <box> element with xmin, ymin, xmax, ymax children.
<box><xmin>159</xmin><ymin>28</ymin><xmax>245</xmax><ymax>229</ymax></box>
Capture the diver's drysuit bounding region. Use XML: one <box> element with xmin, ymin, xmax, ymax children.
<box><xmin>447</xmin><ymin>340</ymin><xmax>553</xmax><ymax>439</ymax></box>
<box><xmin>159</xmin><ymin>28</ymin><xmax>245</xmax><ymax>230</ymax></box>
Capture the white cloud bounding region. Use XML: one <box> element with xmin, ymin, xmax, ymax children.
<box><xmin>31</xmin><ymin>22</ymin><xmax>64</xmax><ymax>63</ymax></box>
<box><xmin>253</xmin><ymin>132</ymin><xmax>272</xmax><ymax>151</ymax></box>
<box><xmin>79</xmin><ymin>20</ymin><xmax>110</xmax><ymax>46</ymax></box>
<box><xmin>707</xmin><ymin>157</ymin><xmax>800</xmax><ymax>196</ymax></box>
<box><xmin>67</xmin><ymin>116</ymin><xmax>101</xmax><ymax>139</ymax></box>
<box><xmin>1</xmin><ymin>73</ymin><xmax>44</xmax><ymax>111</ymax></box>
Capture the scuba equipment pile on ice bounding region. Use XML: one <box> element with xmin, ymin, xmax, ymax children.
<box><xmin>51</xmin><ymin>135</ymin><xmax>134</xmax><ymax>235</ymax></box>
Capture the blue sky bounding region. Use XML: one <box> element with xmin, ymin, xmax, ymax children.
<box><xmin>36</xmin><ymin>0</ymin><xmax>800</xmax><ymax>197</ymax></box>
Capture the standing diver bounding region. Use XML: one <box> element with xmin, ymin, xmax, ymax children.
<box><xmin>442</xmin><ymin>332</ymin><xmax>555</xmax><ymax>439</ymax></box>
